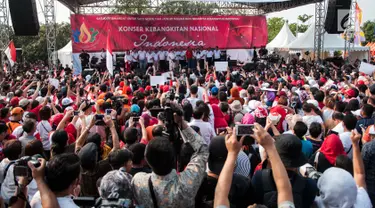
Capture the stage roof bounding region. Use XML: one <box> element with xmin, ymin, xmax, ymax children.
<box><xmin>59</xmin><ymin>0</ymin><xmax>323</xmax><ymax>14</ymax></box>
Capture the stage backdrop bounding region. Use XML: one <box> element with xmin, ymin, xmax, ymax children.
<box><xmin>71</xmin><ymin>14</ymin><xmax>268</xmax><ymax>52</ymax></box>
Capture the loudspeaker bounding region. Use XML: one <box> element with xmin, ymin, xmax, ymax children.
<box><xmin>325</xmin><ymin>0</ymin><xmax>352</xmax><ymax>34</ymax></box>
<box><xmin>8</xmin><ymin>0</ymin><xmax>40</xmax><ymax>36</ymax></box>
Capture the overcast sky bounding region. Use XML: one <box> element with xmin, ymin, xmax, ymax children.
<box><xmin>38</xmin><ymin>0</ymin><xmax>374</xmax><ymax>25</ymax></box>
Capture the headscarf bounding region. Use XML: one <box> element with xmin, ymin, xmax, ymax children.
<box><xmin>211</xmin><ymin>104</ymin><xmax>228</xmax><ymax>129</ymax></box>
<box><xmin>228</xmin><ymin>87</ymin><xmax>244</xmax><ymax>105</ymax></box>
<box><xmin>320</xmin><ymin>134</ymin><xmax>347</xmax><ymax>165</ymax></box>
<box><xmin>315</xmin><ymin>168</ymin><xmax>360</xmax><ymax>208</ymax></box>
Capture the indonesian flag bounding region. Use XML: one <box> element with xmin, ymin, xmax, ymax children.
<box><xmin>4</xmin><ymin>40</ymin><xmax>16</xmax><ymax>67</ymax></box>
<box><xmin>106</xmin><ymin>30</ymin><xmax>113</xmax><ymax>76</ymax></box>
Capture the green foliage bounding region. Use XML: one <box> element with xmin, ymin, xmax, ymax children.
<box><xmin>267</xmin><ymin>14</ymin><xmax>312</xmax><ymax>42</ymax></box>
<box><xmin>267</xmin><ymin>17</ymin><xmax>285</xmax><ymax>43</ymax></box>
<box><xmin>12</xmin><ymin>23</ymin><xmax>71</xmax><ymax>63</ymax></box>
<box><xmin>113</xmin><ymin>0</ymin><xmax>218</xmax><ymax>15</ymax></box>
<box><xmin>362</xmin><ymin>20</ymin><xmax>375</xmax><ymax>44</ymax></box>
<box><xmin>297</xmin><ymin>14</ymin><xmax>313</xmax><ymax>23</ymax></box>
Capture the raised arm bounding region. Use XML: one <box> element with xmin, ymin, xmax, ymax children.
<box><xmin>29</xmin><ymin>159</ymin><xmax>60</xmax><ymax>208</ymax></box>
<box><xmin>30</xmin><ymin>81</ymin><xmax>42</xmax><ymax>100</ymax></box>
<box><xmin>139</xmin><ymin>117</ymin><xmax>148</xmax><ymax>142</ymax></box>
<box><xmin>56</xmin><ymin>110</ymin><xmax>73</xmax><ymax>131</ymax></box>
<box><xmin>214</xmin><ymin>127</ymin><xmax>244</xmax><ymax>207</ymax></box>
<box><xmin>104</xmin><ymin>112</ymin><xmax>120</xmax><ymax>152</ymax></box>
<box><xmin>253</xmin><ymin>123</ymin><xmax>294</xmax><ymax>205</ymax></box>
<box><xmin>351</xmin><ymin>130</ymin><xmax>367</xmax><ymax>189</ymax></box>
<box><xmin>75</xmin><ymin>115</ymin><xmax>96</xmax><ymax>153</ymax></box>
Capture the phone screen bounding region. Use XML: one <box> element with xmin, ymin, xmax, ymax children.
<box><xmin>14</xmin><ymin>166</ymin><xmax>28</xmax><ymax>177</ymax></box>
<box><xmin>236</xmin><ymin>125</ymin><xmax>254</xmax><ymax>136</ymax></box>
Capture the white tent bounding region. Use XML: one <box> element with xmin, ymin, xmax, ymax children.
<box><xmin>267</xmin><ymin>21</ymin><xmax>296</xmax><ymax>49</ymax></box>
<box><xmin>287</xmin><ymin>24</ymin><xmax>369</xmax><ymax>52</ymax></box>
<box><xmin>56</xmin><ymin>41</ymin><xmax>72</xmax><ymax>66</ymax></box>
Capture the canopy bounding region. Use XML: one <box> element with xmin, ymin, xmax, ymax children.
<box><xmin>267</xmin><ymin>21</ymin><xmax>296</xmax><ymax>49</ymax></box>
<box><xmin>56</xmin><ymin>41</ymin><xmax>72</xmax><ymax>66</ymax></box>
<box><xmin>287</xmin><ymin>24</ymin><xmax>369</xmax><ymax>51</ymax></box>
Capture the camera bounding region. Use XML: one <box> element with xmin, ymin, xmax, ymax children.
<box><xmin>14</xmin><ymin>155</ymin><xmax>41</xmax><ymax>179</ymax></box>
<box><xmin>95</xmin><ymin>114</ymin><xmax>104</xmax><ymax>120</ymax></box>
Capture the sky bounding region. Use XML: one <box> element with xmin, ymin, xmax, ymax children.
<box><xmin>38</xmin><ymin>0</ymin><xmax>375</xmax><ymax>25</ymax></box>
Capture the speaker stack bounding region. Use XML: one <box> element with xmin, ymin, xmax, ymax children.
<box><xmin>9</xmin><ymin>0</ymin><xmax>40</xmax><ymax>36</ymax></box>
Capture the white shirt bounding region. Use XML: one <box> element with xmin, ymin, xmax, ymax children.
<box><xmin>0</xmin><ymin>159</ymin><xmax>16</xmax><ymax>203</ymax></box>
<box><xmin>201</xmin><ymin>50</ymin><xmax>207</xmax><ymax>59</ymax></box>
<box><xmin>138</xmin><ymin>50</ymin><xmax>146</xmax><ymax>60</ymax></box>
<box><xmin>332</xmin><ymin>122</ymin><xmax>345</xmax><ymax>134</ymax></box>
<box><xmin>31</xmin><ymin>191</ymin><xmax>79</xmax><ymax>208</ymax></box>
<box><xmin>168</xmin><ymin>52</ymin><xmax>176</xmax><ymax>61</ymax></box>
<box><xmin>206</xmin><ymin>51</ymin><xmax>213</xmax><ymax>58</ymax></box>
<box><xmin>159</xmin><ymin>51</ymin><xmax>166</xmax><ymax>60</ymax></box>
<box><xmin>75</xmin><ymin>114</ymin><xmax>94</xmax><ymax>130</ymax></box>
<box><xmin>146</xmin><ymin>52</ymin><xmax>154</xmax><ymax>63</ymax></box>
<box><xmin>214</xmin><ymin>50</ymin><xmax>221</xmax><ymax>59</ymax></box>
<box><xmin>125</xmin><ymin>54</ymin><xmax>133</xmax><ymax>63</ymax></box>
<box><xmin>339</xmin><ymin>131</ymin><xmax>353</xmax><ymax>158</ymax></box>
<box><xmin>37</xmin><ymin>120</ymin><xmax>52</xmax><ymax>150</ymax></box>
<box><xmin>189</xmin><ymin>119</ymin><xmax>216</xmax><ymax>145</ymax></box>
<box><xmin>153</xmin><ymin>52</ymin><xmax>159</xmax><ymax>61</ymax></box>
<box><xmin>131</xmin><ymin>51</ymin><xmax>138</xmax><ymax>62</ymax></box>
<box><xmin>179</xmin><ymin>51</ymin><xmax>186</xmax><ymax>60</ymax></box>
<box><xmin>197</xmin><ymin>86</ymin><xmax>205</xmax><ymax>101</ymax></box>
<box><xmin>195</xmin><ymin>52</ymin><xmax>202</xmax><ymax>59</ymax></box>
<box><xmin>187</xmin><ymin>97</ymin><xmax>201</xmax><ymax>109</ymax></box>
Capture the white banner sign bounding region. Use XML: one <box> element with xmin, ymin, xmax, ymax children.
<box><xmin>215</xmin><ymin>61</ymin><xmax>228</xmax><ymax>72</ymax></box>
<box><xmin>150</xmin><ymin>76</ymin><xmax>166</xmax><ymax>86</ymax></box>
<box><xmin>359</xmin><ymin>62</ymin><xmax>375</xmax><ymax>75</ymax></box>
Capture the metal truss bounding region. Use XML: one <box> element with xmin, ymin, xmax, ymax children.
<box><xmin>344</xmin><ymin>0</ymin><xmax>356</xmax><ymax>59</ymax></box>
<box><xmin>0</xmin><ymin>0</ymin><xmax>8</xmax><ymax>61</ymax></box>
<box><xmin>45</xmin><ymin>0</ymin><xmax>57</xmax><ymax>66</ymax></box>
<box><xmin>77</xmin><ymin>0</ymin><xmax>262</xmax><ymax>15</ymax></box>
<box><xmin>313</xmin><ymin>0</ymin><xmax>325</xmax><ymax>62</ymax></box>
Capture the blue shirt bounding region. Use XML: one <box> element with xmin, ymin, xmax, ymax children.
<box><xmin>301</xmin><ymin>139</ymin><xmax>313</xmax><ymax>159</ymax></box>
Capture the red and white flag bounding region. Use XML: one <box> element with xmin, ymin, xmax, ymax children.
<box><xmin>106</xmin><ymin>30</ymin><xmax>113</xmax><ymax>76</ymax></box>
<box><xmin>4</xmin><ymin>40</ymin><xmax>16</xmax><ymax>67</ymax></box>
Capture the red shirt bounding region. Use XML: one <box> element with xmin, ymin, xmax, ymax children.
<box><xmin>186</xmin><ymin>50</ymin><xmax>193</xmax><ymax>59</ymax></box>
<box><xmin>270</xmin><ymin>105</ymin><xmax>287</xmax><ymax>132</ymax></box>
<box><xmin>208</xmin><ymin>96</ymin><xmax>220</xmax><ymax>105</ymax></box>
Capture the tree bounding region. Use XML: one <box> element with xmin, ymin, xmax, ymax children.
<box><xmin>362</xmin><ymin>20</ymin><xmax>375</xmax><ymax>44</ymax></box>
<box><xmin>298</xmin><ymin>14</ymin><xmax>313</xmax><ymax>24</ymax></box>
<box><xmin>267</xmin><ymin>17</ymin><xmax>285</xmax><ymax>43</ymax></box>
<box><xmin>11</xmin><ymin>23</ymin><xmax>71</xmax><ymax>63</ymax></box>
<box><xmin>289</xmin><ymin>23</ymin><xmax>309</xmax><ymax>36</ymax></box>
<box><xmin>114</xmin><ymin>0</ymin><xmax>218</xmax><ymax>15</ymax></box>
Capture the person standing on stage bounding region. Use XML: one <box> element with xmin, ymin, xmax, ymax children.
<box><xmin>146</xmin><ymin>49</ymin><xmax>154</xmax><ymax>69</ymax></box>
<box><xmin>159</xmin><ymin>48</ymin><xmax>167</xmax><ymax>72</ymax></box>
<box><xmin>175</xmin><ymin>49</ymin><xmax>181</xmax><ymax>69</ymax></box>
<box><xmin>138</xmin><ymin>48</ymin><xmax>147</xmax><ymax>74</ymax></box>
<box><xmin>152</xmin><ymin>49</ymin><xmax>159</xmax><ymax>72</ymax></box>
<box><xmin>186</xmin><ymin>47</ymin><xmax>194</xmax><ymax>70</ymax></box>
<box><xmin>124</xmin><ymin>50</ymin><xmax>133</xmax><ymax>73</ymax></box>
<box><xmin>195</xmin><ymin>48</ymin><xmax>204</xmax><ymax>70</ymax></box>
<box><xmin>200</xmin><ymin>47</ymin><xmax>207</xmax><ymax>68</ymax></box>
<box><xmin>206</xmin><ymin>47</ymin><xmax>213</xmax><ymax>67</ymax></box>
<box><xmin>131</xmin><ymin>48</ymin><xmax>139</xmax><ymax>71</ymax></box>
<box><xmin>168</xmin><ymin>48</ymin><xmax>176</xmax><ymax>72</ymax></box>
<box><xmin>179</xmin><ymin>47</ymin><xmax>186</xmax><ymax>68</ymax></box>
<box><xmin>214</xmin><ymin>46</ymin><xmax>221</xmax><ymax>63</ymax></box>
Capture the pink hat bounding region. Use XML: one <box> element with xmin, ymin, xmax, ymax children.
<box><xmin>241</xmin><ymin>113</ymin><xmax>255</xmax><ymax>124</ymax></box>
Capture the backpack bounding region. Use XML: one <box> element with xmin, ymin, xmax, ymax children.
<box><xmin>261</xmin><ymin>169</ymin><xmax>306</xmax><ymax>208</ymax></box>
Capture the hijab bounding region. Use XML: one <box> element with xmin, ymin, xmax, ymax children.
<box><xmin>211</xmin><ymin>104</ymin><xmax>228</xmax><ymax>129</ymax></box>
<box><xmin>320</xmin><ymin>134</ymin><xmax>347</xmax><ymax>165</ymax></box>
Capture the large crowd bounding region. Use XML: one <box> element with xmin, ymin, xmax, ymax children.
<box><xmin>0</xmin><ymin>49</ymin><xmax>374</xmax><ymax>208</ymax></box>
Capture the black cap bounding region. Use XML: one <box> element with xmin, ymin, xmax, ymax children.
<box><xmin>369</xmin><ymin>84</ymin><xmax>375</xmax><ymax>95</ymax></box>
<box><xmin>24</xmin><ymin>112</ymin><xmax>37</xmax><ymax>120</ymax></box>
<box><xmin>208</xmin><ymin>136</ymin><xmax>227</xmax><ymax>175</ymax></box>
<box><xmin>275</xmin><ymin>134</ymin><xmax>306</xmax><ymax>168</ymax></box>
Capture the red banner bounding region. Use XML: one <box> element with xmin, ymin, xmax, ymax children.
<box><xmin>71</xmin><ymin>14</ymin><xmax>268</xmax><ymax>53</ymax></box>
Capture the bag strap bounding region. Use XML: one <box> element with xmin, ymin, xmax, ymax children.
<box><xmin>148</xmin><ymin>176</ymin><xmax>159</xmax><ymax>208</ymax></box>
<box><xmin>346</xmin><ymin>145</ymin><xmax>353</xmax><ymax>154</ymax></box>
<box><xmin>3</xmin><ymin>161</ymin><xmax>15</xmax><ymax>182</ymax></box>
<box><xmin>314</xmin><ymin>152</ymin><xmax>320</xmax><ymax>169</ymax></box>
